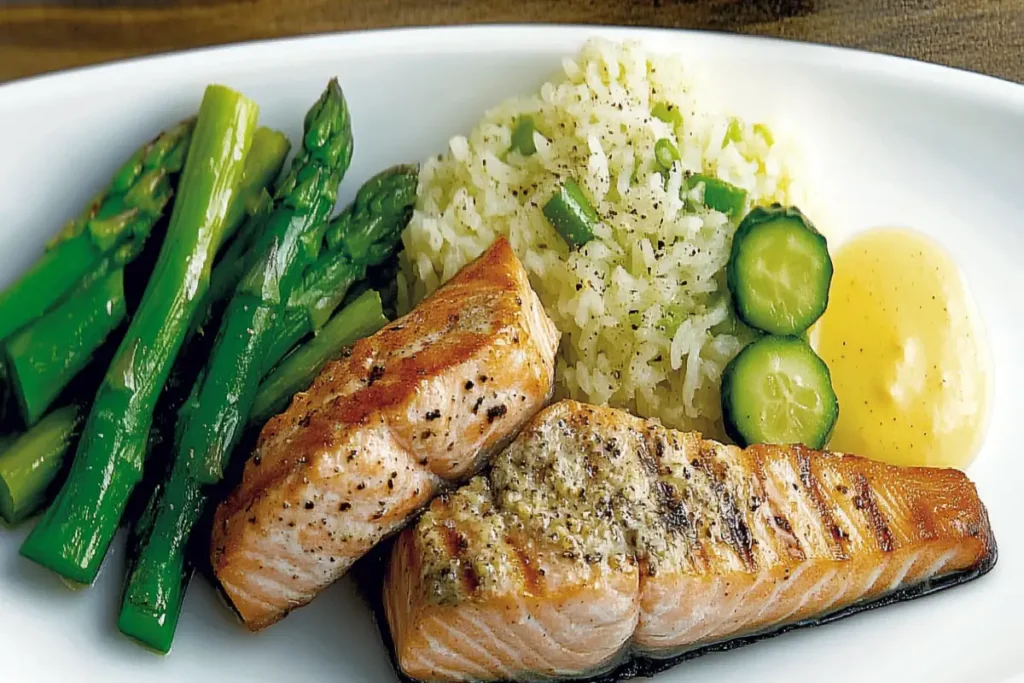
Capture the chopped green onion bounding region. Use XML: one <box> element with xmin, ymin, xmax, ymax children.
<box><xmin>652</xmin><ymin>102</ymin><xmax>683</xmax><ymax>127</ymax></box>
<box><xmin>753</xmin><ymin>123</ymin><xmax>774</xmax><ymax>146</ymax></box>
<box><xmin>684</xmin><ymin>173</ymin><xmax>748</xmax><ymax>218</ymax></box>
<box><xmin>723</xmin><ymin>118</ymin><xmax>743</xmax><ymax>147</ymax></box>
<box><xmin>654</xmin><ymin>138</ymin><xmax>681</xmax><ymax>171</ymax></box>
<box><xmin>510</xmin><ymin>116</ymin><xmax>538</xmax><ymax>156</ymax></box>
<box><xmin>543</xmin><ymin>178</ymin><xmax>598</xmax><ymax>248</ymax></box>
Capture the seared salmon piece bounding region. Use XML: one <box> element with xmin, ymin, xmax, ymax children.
<box><xmin>211</xmin><ymin>238</ymin><xmax>560</xmax><ymax>630</ymax></box>
<box><xmin>385</xmin><ymin>400</ymin><xmax>996</xmax><ymax>682</ymax></box>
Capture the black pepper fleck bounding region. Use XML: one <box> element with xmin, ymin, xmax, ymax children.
<box><xmin>367</xmin><ymin>365</ymin><xmax>385</xmax><ymax>385</ymax></box>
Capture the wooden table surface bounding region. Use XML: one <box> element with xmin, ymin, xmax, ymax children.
<box><xmin>1</xmin><ymin>0</ymin><xmax>1022</xmax><ymax>84</ymax></box>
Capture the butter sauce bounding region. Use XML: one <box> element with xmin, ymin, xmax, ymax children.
<box><xmin>812</xmin><ymin>228</ymin><xmax>991</xmax><ymax>469</ymax></box>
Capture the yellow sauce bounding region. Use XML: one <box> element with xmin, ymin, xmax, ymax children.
<box><xmin>812</xmin><ymin>228</ymin><xmax>991</xmax><ymax>469</ymax></box>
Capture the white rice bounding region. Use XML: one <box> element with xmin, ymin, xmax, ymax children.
<box><xmin>399</xmin><ymin>38</ymin><xmax>805</xmax><ymax>438</ymax></box>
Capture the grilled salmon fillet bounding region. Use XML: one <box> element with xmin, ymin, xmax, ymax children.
<box><xmin>211</xmin><ymin>238</ymin><xmax>560</xmax><ymax>630</ymax></box>
<box><xmin>384</xmin><ymin>400</ymin><xmax>996</xmax><ymax>682</ymax></box>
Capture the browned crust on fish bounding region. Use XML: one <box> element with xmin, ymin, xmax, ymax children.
<box><xmin>384</xmin><ymin>400</ymin><xmax>996</xmax><ymax>681</ymax></box>
<box><xmin>211</xmin><ymin>239</ymin><xmax>560</xmax><ymax>630</ymax></box>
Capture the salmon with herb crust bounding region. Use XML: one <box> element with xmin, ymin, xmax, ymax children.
<box><xmin>383</xmin><ymin>400</ymin><xmax>996</xmax><ymax>682</ymax></box>
<box><xmin>211</xmin><ymin>238</ymin><xmax>560</xmax><ymax>630</ymax></box>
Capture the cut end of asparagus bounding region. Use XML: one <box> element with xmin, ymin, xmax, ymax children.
<box><xmin>118</xmin><ymin>601</ymin><xmax>179</xmax><ymax>655</ymax></box>
<box><xmin>0</xmin><ymin>466</ymin><xmax>30</xmax><ymax>526</ymax></box>
<box><xmin>0</xmin><ymin>405</ymin><xmax>83</xmax><ymax>524</ymax></box>
<box><xmin>19</xmin><ymin>530</ymin><xmax>97</xmax><ymax>585</ymax></box>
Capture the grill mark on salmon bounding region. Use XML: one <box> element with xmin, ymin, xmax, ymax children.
<box><xmin>440</xmin><ymin>524</ymin><xmax>479</xmax><ymax>594</ymax></box>
<box><xmin>382</xmin><ymin>400</ymin><xmax>997</xmax><ymax>682</ymax></box>
<box><xmin>210</xmin><ymin>239</ymin><xmax>559</xmax><ymax>630</ymax></box>
<box><xmin>853</xmin><ymin>471</ymin><xmax>895</xmax><ymax>553</ymax></box>
<box><xmin>691</xmin><ymin>450</ymin><xmax>756</xmax><ymax>572</ymax></box>
<box><xmin>798</xmin><ymin>449</ymin><xmax>849</xmax><ymax>559</ymax></box>
<box><xmin>747</xmin><ymin>448</ymin><xmax>805</xmax><ymax>563</ymax></box>
<box><xmin>508</xmin><ymin>538</ymin><xmax>542</xmax><ymax>595</ymax></box>
<box><xmin>653</xmin><ymin>480</ymin><xmax>691</xmax><ymax>537</ymax></box>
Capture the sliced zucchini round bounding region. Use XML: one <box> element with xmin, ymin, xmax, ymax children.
<box><xmin>727</xmin><ymin>204</ymin><xmax>832</xmax><ymax>335</ymax></box>
<box><xmin>721</xmin><ymin>335</ymin><xmax>839</xmax><ymax>449</ymax></box>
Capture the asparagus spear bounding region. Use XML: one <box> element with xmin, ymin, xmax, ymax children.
<box><xmin>21</xmin><ymin>86</ymin><xmax>259</xmax><ymax>584</ymax></box>
<box><xmin>0</xmin><ymin>120</ymin><xmax>195</xmax><ymax>345</ymax></box>
<box><xmin>181</xmin><ymin>79</ymin><xmax>353</xmax><ymax>486</ymax></box>
<box><xmin>0</xmin><ymin>167</ymin><xmax>285</xmax><ymax>529</ymax></box>
<box><xmin>4</xmin><ymin>269</ymin><xmax>127</xmax><ymax>427</ymax></box>
<box><xmin>119</xmin><ymin>141</ymin><xmax>410</xmax><ymax>655</ymax></box>
<box><xmin>119</xmin><ymin>290</ymin><xmax>386</xmax><ymax>653</ymax></box>
<box><xmin>2</xmin><ymin>128</ymin><xmax>290</xmax><ymax>428</ymax></box>
<box><xmin>252</xmin><ymin>289</ymin><xmax>387</xmax><ymax>424</ymax></box>
<box><xmin>191</xmin><ymin>204</ymin><xmax>269</xmax><ymax>337</ymax></box>
<box><xmin>221</xmin><ymin>128</ymin><xmax>291</xmax><ymax>244</ymax></box>
<box><xmin>0</xmin><ymin>405</ymin><xmax>84</xmax><ymax>524</ymax></box>
<box><xmin>0</xmin><ymin>323</ymin><xmax>124</xmax><ymax>526</ymax></box>
<box><xmin>188</xmin><ymin>127</ymin><xmax>290</xmax><ymax>340</ymax></box>
<box><xmin>262</xmin><ymin>165</ymin><xmax>415</xmax><ymax>366</ymax></box>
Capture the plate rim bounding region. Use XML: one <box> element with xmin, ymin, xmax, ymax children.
<box><xmin>2</xmin><ymin>24</ymin><xmax>1023</xmax><ymax>111</ymax></box>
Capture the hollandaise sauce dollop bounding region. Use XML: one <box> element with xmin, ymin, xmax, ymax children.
<box><xmin>812</xmin><ymin>228</ymin><xmax>990</xmax><ymax>469</ymax></box>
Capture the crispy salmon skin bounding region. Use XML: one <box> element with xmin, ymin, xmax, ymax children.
<box><xmin>211</xmin><ymin>238</ymin><xmax>560</xmax><ymax>630</ymax></box>
<box><xmin>384</xmin><ymin>400</ymin><xmax>996</xmax><ymax>682</ymax></box>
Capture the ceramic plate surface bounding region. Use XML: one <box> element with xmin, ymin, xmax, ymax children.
<box><xmin>1</xmin><ymin>25</ymin><xmax>1022</xmax><ymax>683</ymax></box>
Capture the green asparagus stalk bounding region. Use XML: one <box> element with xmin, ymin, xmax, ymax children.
<box><xmin>188</xmin><ymin>126</ymin><xmax>290</xmax><ymax>340</ymax></box>
<box><xmin>21</xmin><ymin>86</ymin><xmax>259</xmax><ymax>584</ymax></box>
<box><xmin>0</xmin><ymin>165</ymin><xmax>284</xmax><ymax>530</ymax></box>
<box><xmin>181</xmin><ymin>79</ymin><xmax>353</xmax><ymax>486</ymax></box>
<box><xmin>252</xmin><ymin>289</ymin><xmax>387</xmax><ymax>424</ymax></box>
<box><xmin>221</xmin><ymin>128</ymin><xmax>292</xmax><ymax>242</ymax></box>
<box><xmin>263</xmin><ymin>164</ymin><xmax>417</xmax><ymax>368</ymax></box>
<box><xmin>0</xmin><ymin>120</ymin><xmax>195</xmax><ymax>345</ymax></box>
<box><xmin>119</xmin><ymin>457</ymin><xmax>202</xmax><ymax>653</ymax></box>
<box><xmin>2</xmin><ymin>127</ymin><xmax>289</xmax><ymax>428</ymax></box>
<box><xmin>0</xmin><ymin>405</ymin><xmax>84</xmax><ymax>524</ymax></box>
<box><xmin>0</xmin><ymin>316</ymin><xmax>124</xmax><ymax>526</ymax></box>
<box><xmin>119</xmin><ymin>289</ymin><xmax>386</xmax><ymax>653</ymax></box>
<box><xmin>117</xmin><ymin>175</ymin><xmax>410</xmax><ymax>651</ymax></box>
<box><xmin>4</xmin><ymin>269</ymin><xmax>127</xmax><ymax>427</ymax></box>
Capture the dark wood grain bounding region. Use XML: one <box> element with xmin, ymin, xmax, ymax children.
<box><xmin>1</xmin><ymin>0</ymin><xmax>1022</xmax><ymax>84</ymax></box>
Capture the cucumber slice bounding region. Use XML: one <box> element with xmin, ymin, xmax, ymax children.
<box><xmin>727</xmin><ymin>204</ymin><xmax>832</xmax><ymax>335</ymax></box>
<box><xmin>721</xmin><ymin>335</ymin><xmax>838</xmax><ymax>449</ymax></box>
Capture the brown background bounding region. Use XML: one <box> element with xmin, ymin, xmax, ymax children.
<box><xmin>1</xmin><ymin>0</ymin><xmax>1022</xmax><ymax>84</ymax></box>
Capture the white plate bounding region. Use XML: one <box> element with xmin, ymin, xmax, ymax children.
<box><xmin>1</xmin><ymin>25</ymin><xmax>1022</xmax><ymax>683</ymax></box>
